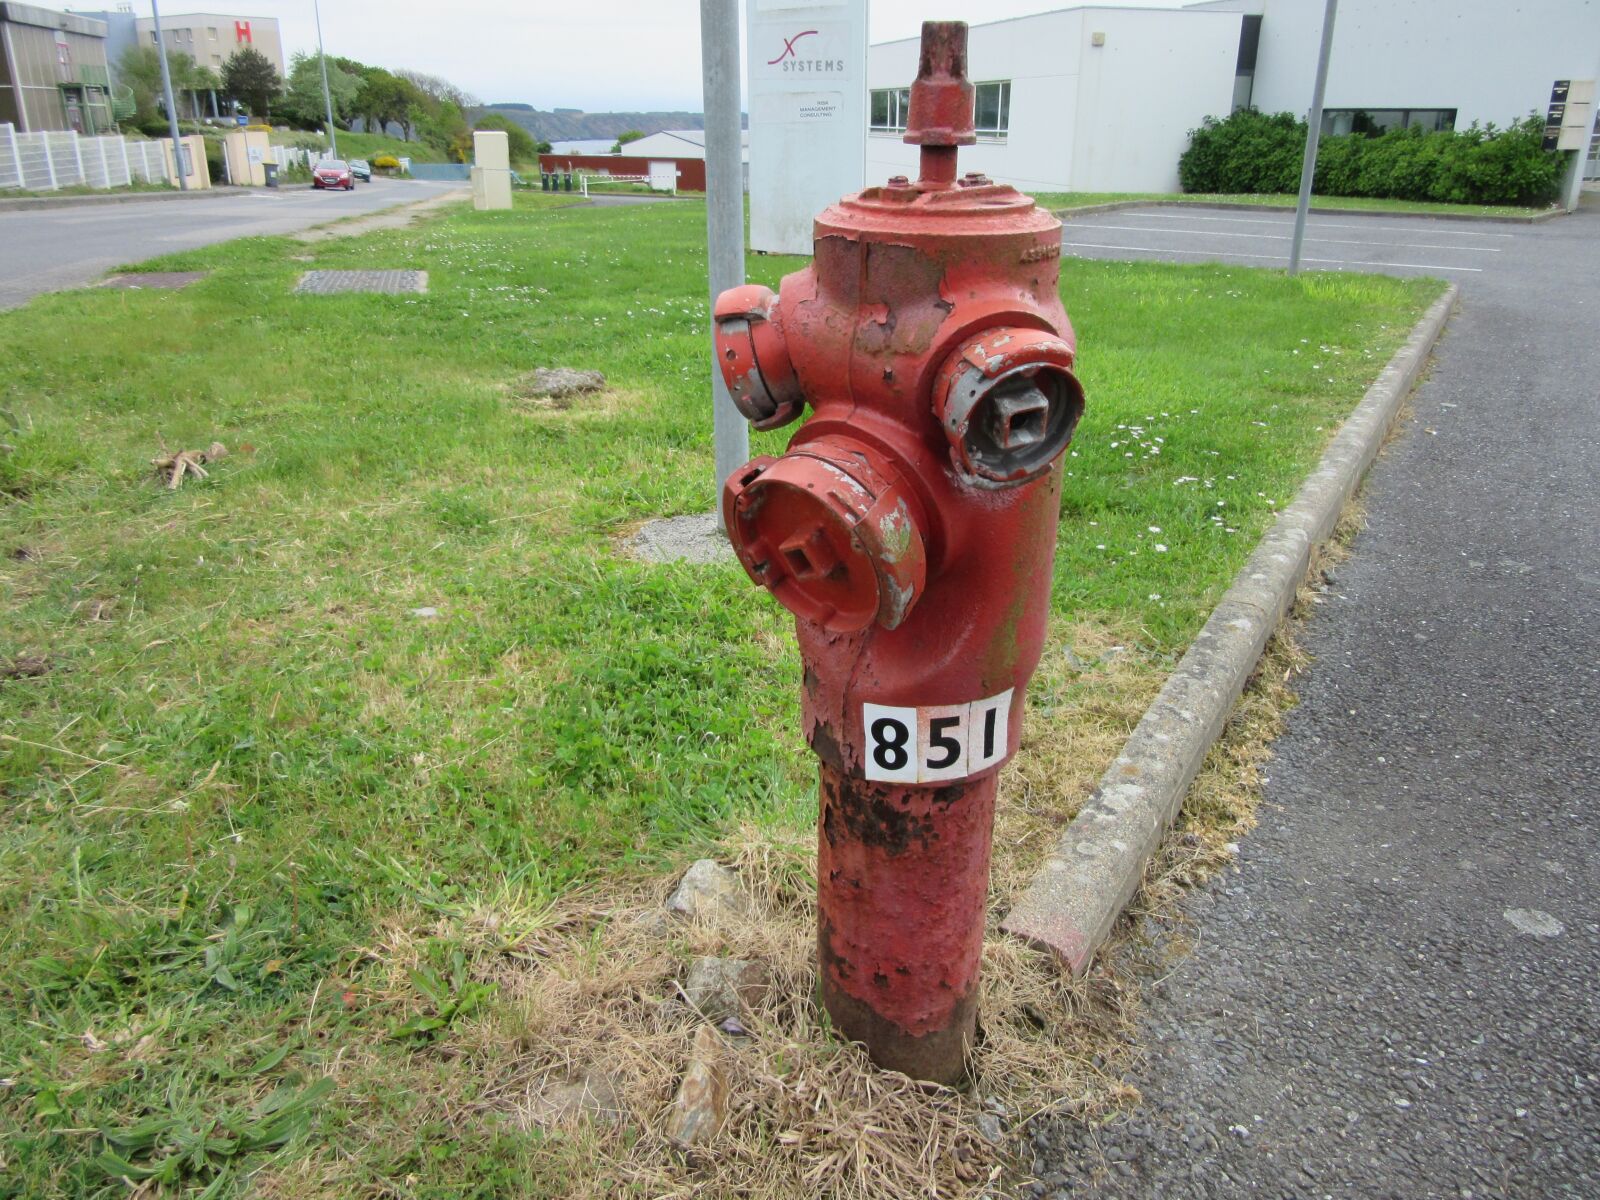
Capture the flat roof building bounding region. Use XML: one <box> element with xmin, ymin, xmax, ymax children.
<box><xmin>865</xmin><ymin>0</ymin><xmax>1600</xmax><ymax>194</ymax></box>
<box><xmin>134</xmin><ymin>10</ymin><xmax>284</xmax><ymax>76</ymax></box>
<box><xmin>0</xmin><ymin>2</ymin><xmax>112</xmax><ymax>133</ymax></box>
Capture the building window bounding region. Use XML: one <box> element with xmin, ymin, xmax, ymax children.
<box><xmin>208</xmin><ymin>26</ymin><xmax>218</xmax><ymax>40</ymax></box>
<box><xmin>1231</xmin><ymin>14</ymin><xmax>1262</xmax><ymax>113</ymax></box>
<box><xmin>870</xmin><ymin>87</ymin><xmax>911</xmax><ymax>133</ymax></box>
<box><xmin>149</xmin><ymin>31</ymin><xmax>157</xmax><ymax>43</ymax></box>
<box><xmin>1322</xmin><ymin>108</ymin><xmax>1457</xmax><ymax>136</ymax></box>
<box><xmin>872</xmin><ymin>81</ymin><xmax>1011</xmax><ymax>138</ymax></box>
<box><xmin>974</xmin><ymin>80</ymin><xmax>1010</xmax><ymax>138</ymax></box>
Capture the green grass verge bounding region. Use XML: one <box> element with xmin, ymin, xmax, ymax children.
<box><xmin>0</xmin><ymin>193</ymin><xmax>1440</xmax><ymax>1195</ymax></box>
<box><xmin>0</xmin><ymin>181</ymin><xmax>175</xmax><ymax>201</ymax></box>
<box><xmin>1032</xmin><ymin>190</ymin><xmax>1554</xmax><ymax>218</ymax></box>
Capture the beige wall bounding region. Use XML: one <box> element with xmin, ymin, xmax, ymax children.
<box><xmin>162</xmin><ymin>132</ymin><xmax>210</xmax><ymax>188</ymax></box>
<box><xmin>221</xmin><ymin>126</ymin><xmax>268</xmax><ymax>185</ymax></box>
<box><xmin>134</xmin><ymin>13</ymin><xmax>285</xmax><ymax>77</ymax></box>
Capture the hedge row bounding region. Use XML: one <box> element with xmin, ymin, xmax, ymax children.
<box><xmin>1178</xmin><ymin>109</ymin><xmax>1565</xmax><ymax>207</ymax></box>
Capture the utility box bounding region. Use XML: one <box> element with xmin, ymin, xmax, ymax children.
<box><xmin>162</xmin><ymin>135</ymin><xmax>211</xmax><ymax>189</ymax></box>
<box><xmin>222</xmin><ymin>128</ymin><xmax>271</xmax><ymax>186</ymax></box>
<box><xmin>471</xmin><ymin>130</ymin><xmax>513</xmax><ymax>210</ymax></box>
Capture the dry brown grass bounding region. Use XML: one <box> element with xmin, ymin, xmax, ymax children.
<box><xmin>284</xmin><ymin>513</ymin><xmax>1362</xmax><ymax>1200</ymax></box>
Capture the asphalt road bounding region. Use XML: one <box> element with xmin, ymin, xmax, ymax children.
<box><xmin>1030</xmin><ymin>204</ymin><xmax>1600</xmax><ymax>1198</ymax></box>
<box><xmin>0</xmin><ymin>179</ymin><xmax>464</xmax><ymax>310</ymax></box>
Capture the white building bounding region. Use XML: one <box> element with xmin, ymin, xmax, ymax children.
<box><xmin>1196</xmin><ymin>0</ymin><xmax>1599</xmax><ymax>137</ymax></box>
<box><xmin>865</xmin><ymin>0</ymin><xmax>1600</xmax><ymax>194</ymax></box>
<box><xmin>623</xmin><ymin>128</ymin><xmax>749</xmax><ymax>163</ymax></box>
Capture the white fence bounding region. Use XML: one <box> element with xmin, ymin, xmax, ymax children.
<box><xmin>269</xmin><ymin>145</ymin><xmax>314</xmax><ymax>171</ymax></box>
<box><xmin>0</xmin><ymin>123</ymin><xmax>171</xmax><ymax>192</ymax></box>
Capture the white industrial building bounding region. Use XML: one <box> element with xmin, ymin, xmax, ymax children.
<box><xmin>621</xmin><ymin>128</ymin><xmax>750</xmax><ymax>163</ymax></box>
<box><xmin>865</xmin><ymin>0</ymin><xmax>1600</xmax><ymax>194</ymax></box>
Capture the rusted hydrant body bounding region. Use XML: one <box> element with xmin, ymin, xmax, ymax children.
<box><xmin>714</xmin><ymin>21</ymin><xmax>1083</xmax><ymax>1084</ymax></box>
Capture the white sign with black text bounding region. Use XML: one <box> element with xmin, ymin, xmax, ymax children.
<box><xmin>862</xmin><ymin>689</ymin><xmax>1013</xmax><ymax>784</ymax></box>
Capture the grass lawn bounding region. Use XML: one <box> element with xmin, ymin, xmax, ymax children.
<box><xmin>1031</xmin><ymin>189</ymin><xmax>1555</xmax><ymax>218</ymax></box>
<box><xmin>0</xmin><ymin>193</ymin><xmax>1441</xmax><ymax>1196</ymax></box>
<box><xmin>0</xmin><ymin>181</ymin><xmax>175</xmax><ymax>201</ymax></box>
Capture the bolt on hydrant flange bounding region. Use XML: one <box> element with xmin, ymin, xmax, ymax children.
<box><xmin>713</xmin><ymin>20</ymin><xmax>1084</xmax><ymax>1085</ymax></box>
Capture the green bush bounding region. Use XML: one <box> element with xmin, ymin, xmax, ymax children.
<box><xmin>203</xmin><ymin>137</ymin><xmax>225</xmax><ymax>185</ymax></box>
<box><xmin>1180</xmin><ymin>110</ymin><xmax>1564</xmax><ymax>207</ymax></box>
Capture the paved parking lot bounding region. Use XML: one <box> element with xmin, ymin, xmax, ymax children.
<box><xmin>1060</xmin><ymin>204</ymin><xmax>1524</xmax><ymax>277</ymax></box>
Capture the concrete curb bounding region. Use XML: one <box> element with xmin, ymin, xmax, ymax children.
<box><xmin>1051</xmin><ymin>200</ymin><xmax>1562</xmax><ymax>225</ymax></box>
<box><xmin>1000</xmin><ymin>282</ymin><xmax>1460</xmax><ymax>974</ymax></box>
<box><xmin>0</xmin><ymin>187</ymin><xmax>255</xmax><ymax>214</ymax></box>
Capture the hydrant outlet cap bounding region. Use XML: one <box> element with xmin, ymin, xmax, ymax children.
<box><xmin>722</xmin><ymin>443</ymin><xmax>927</xmax><ymax>633</ymax></box>
<box><xmin>714</xmin><ymin>284</ymin><xmax>803</xmax><ymax>430</ymax></box>
<box><xmin>934</xmin><ymin>328</ymin><xmax>1085</xmax><ymax>486</ymax></box>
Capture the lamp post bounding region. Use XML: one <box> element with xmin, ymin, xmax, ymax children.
<box><xmin>151</xmin><ymin>0</ymin><xmax>187</xmax><ymax>190</ymax></box>
<box><xmin>1288</xmin><ymin>0</ymin><xmax>1338</xmax><ymax>275</ymax></box>
<box><xmin>314</xmin><ymin>0</ymin><xmax>338</xmax><ymax>158</ymax></box>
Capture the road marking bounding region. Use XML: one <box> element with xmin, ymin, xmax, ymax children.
<box><xmin>1061</xmin><ymin>222</ymin><xmax>1498</xmax><ymax>253</ymax></box>
<box><xmin>1110</xmin><ymin>209</ymin><xmax>1518</xmax><ymax>238</ymax></box>
<box><xmin>1063</xmin><ymin>240</ymin><xmax>1484</xmax><ymax>272</ymax></box>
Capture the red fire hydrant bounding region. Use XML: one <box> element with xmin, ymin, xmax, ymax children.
<box><xmin>713</xmin><ymin>20</ymin><xmax>1084</xmax><ymax>1084</ymax></box>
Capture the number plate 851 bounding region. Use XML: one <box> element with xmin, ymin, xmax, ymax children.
<box><xmin>861</xmin><ymin>690</ymin><xmax>1013</xmax><ymax>784</ymax></box>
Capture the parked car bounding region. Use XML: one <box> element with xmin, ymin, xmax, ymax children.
<box><xmin>312</xmin><ymin>160</ymin><xmax>355</xmax><ymax>191</ymax></box>
<box><xmin>349</xmin><ymin>159</ymin><xmax>372</xmax><ymax>183</ymax></box>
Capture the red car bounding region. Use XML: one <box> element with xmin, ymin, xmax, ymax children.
<box><xmin>312</xmin><ymin>160</ymin><xmax>355</xmax><ymax>191</ymax></box>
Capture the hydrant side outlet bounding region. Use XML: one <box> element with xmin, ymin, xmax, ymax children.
<box><xmin>716</xmin><ymin>19</ymin><xmax>1083</xmax><ymax>1085</ymax></box>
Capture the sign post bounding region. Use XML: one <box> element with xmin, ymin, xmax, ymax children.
<box><xmin>702</xmin><ymin>0</ymin><xmax>748</xmax><ymax>527</ymax></box>
<box><xmin>747</xmin><ymin>0</ymin><xmax>868</xmax><ymax>255</ymax></box>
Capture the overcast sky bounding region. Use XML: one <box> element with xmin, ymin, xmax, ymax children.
<box><xmin>118</xmin><ymin>0</ymin><xmax>1196</xmax><ymax>112</ymax></box>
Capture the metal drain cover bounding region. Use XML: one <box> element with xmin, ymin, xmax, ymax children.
<box><xmin>295</xmin><ymin>269</ymin><xmax>428</xmax><ymax>295</ymax></box>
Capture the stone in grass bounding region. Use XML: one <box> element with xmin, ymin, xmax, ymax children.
<box><xmin>683</xmin><ymin>957</ymin><xmax>768</xmax><ymax>1022</ymax></box>
<box><xmin>665</xmin><ymin>1026</ymin><xmax>727</xmax><ymax>1149</ymax></box>
<box><xmin>519</xmin><ymin>367</ymin><xmax>606</xmax><ymax>402</ymax></box>
<box><xmin>523</xmin><ymin>1070</ymin><xmax>626</xmax><ymax>1129</ymax></box>
<box><xmin>666</xmin><ymin>859</ymin><xmax>752</xmax><ymax>924</ymax></box>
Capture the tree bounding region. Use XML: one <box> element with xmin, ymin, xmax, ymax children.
<box><xmin>115</xmin><ymin>45</ymin><xmax>168</xmax><ymax>128</ymax></box>
<box><xmin>473</xmin><ymin>113</ymin><xmax>536</xmax><ymax>163</ymax></box>
<box><xmin>280</xmin><ymin>51</ymin><xmax>361</xmax><ymax>130</ymax></box>
<box><xmin>352</xmin><ymin>66</ymin><xmax>401</xmax><ymax>136</ymax></box>
<box><xmin>222</xmin><ymin>46</ymin><xmax>281</xmax><ymax>120</ymax></box>
<box><xmin>395</xmin><ymin>68</ymin><xmax>476</xmax><ymax>113</ymax></box>
<box><xmin>611</xmin><ymin>129</ymin><xmax>646</xmax><ymax>153</ymax></box>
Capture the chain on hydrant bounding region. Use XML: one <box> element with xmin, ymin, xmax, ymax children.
<box><xmin>714</xmin><ymin>20</ymin><xmax>1084</xmax><ymax>1084</ymax></box>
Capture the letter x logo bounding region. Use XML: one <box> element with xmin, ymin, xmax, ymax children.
<box><xmin>768</xmin><ymin>29</ymin><xmax>818</xmax><ymax>65</ymax></box>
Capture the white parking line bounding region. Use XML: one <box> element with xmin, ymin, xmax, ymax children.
<box><xmin>1063</xmin><ymin>240</ymin><xmax>1483</xmax><ymax>272</ymax></box>
<box><xmin>1112</xmin><ymin>209</ymin><xmax>1517</xmax><ymax>238</ymax></box>
<box><xmin>1061</xmin><ymin>221</ymin><xmax>1497</xmax><ymax>253</ymax></box>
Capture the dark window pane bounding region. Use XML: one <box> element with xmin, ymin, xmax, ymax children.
<box><xmin>974</xmin><ymin>81</ymin><xmax>1009</xmax><ymax>134</ymax></box>
<box><xmin>871</xmin><ymin>89</ymin><xmax>889</xmax><ymax>129</ymax></box>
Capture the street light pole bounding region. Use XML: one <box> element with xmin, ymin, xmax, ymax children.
<box><xmin>1288</xmin><ymin>0</ymin><xmax>1338</xmax><ymax>275</ymax></box>
<box><xmin>314</xmin><ymin>0</ymin><xmax>338</xmax><ymax>159</ymax></box>
<box><xmin>150</xmin><ymin>0</ymin><xmax>187</xmax><ymax>190</ymax></box>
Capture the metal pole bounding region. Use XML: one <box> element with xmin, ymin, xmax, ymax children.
<box><xmin>1288</xmin><ymin>0</ymin><xmax>1338</xmax><ymax>275</ymax></box>
<box><xmin>151</xmin><ymin>0</ymin><xmax>187</xmax><ymax>190</ymax></box>
<box><xmin>701</xmin><ymin>0</ymin><xmax>747</xmax><ymax>529</ymax></box>
<box><xmin>314</xmin><ymin>0</ymin><xmax>338</xmax><ymax>159</ymax></box>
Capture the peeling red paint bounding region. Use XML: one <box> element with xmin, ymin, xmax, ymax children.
<box><xmin>712</xmin><ymin>20</ymin><xmax>1083</xmax><ymax>1085</ymax></box>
